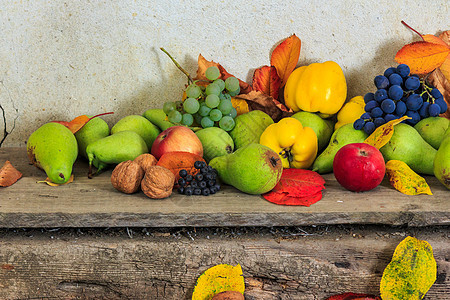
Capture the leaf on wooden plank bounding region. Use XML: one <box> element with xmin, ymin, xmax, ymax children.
<box><xmin>385</xmin><ymin>160</ymin><xmax>432</xmax><ymax>195</ymax></box>
<box><xmin>195</xmin><ymin>54</ymin><xmax>252</xmax><ymax>94</ymax></box>
<box><xmin>428</xmin><ymin>68</ymin><xmax>450</xmax><ymax>119</ymax></box>
<box><xmin>252</xmin><ymin>65</ymin><xmax>282</xmax><ymax>100</ymax></box>
<box><xmin>395</xmin><ymin>41</ymin><xmax>450</xmax><ymax>75</ymax></box>
<box><xmin>192</xmin><ymin>264</ymin><xmax>245</xmax><ymax>300</ymax></box>
<box><xmin>235</xmin><ymin>90</ymin><xmax>293</xmax><ymax>122</ymax></box>
<box><xmin>380</xmin><ymin>236</ymin><xmax>437</xmax><ymax>300</ymax></box>
<box><xmin>0</xmin><ymin>160</ymin><xmax>22</xmax><ymax>187</ymax></box>
<box><xmin>364</xmin><ymin>116</ymin><xmax>410</xmax><ymax>149</ymax></box>
<box><xmin>325</xmin><ymin>292</ymin><xmax>380</xmax><ymax>300</ymax></box>
<box><xmin>52</xmin><ymin>112</ymin><xmax>114</xmax><ymax>134</ymax></box>
<box><xmin>263</xmin><ymin>169</ymin><xmax>326</xmax><ymax>206</ymax></box>
<box><xmin>1</xmin><ymin>264</ymin><xmax>14</xmax><ymax>271</ymax></box>
<box><xmin>270</xmin><ymin>34</ymin><xmax>301</xmax><ymax>87</ymax></box>
<box><xmin>37</xmin><ymin>174</ymin><xmax>74</xmax><ymax>186</ymax></box>
<box><xmin>230</xmin><ymin>97</ymin><xmax>249</xmax><ymax>115</ymax></box>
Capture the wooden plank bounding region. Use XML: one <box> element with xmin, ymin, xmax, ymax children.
<box><xmin>0</xmin><ymin>226</ymin><xmax>448</xmax><ymax>299</ymax></box>
<box><xmin>1</xmin><ymin>147</ymin><xmax>449</xmax><ymax>228</ymax></box>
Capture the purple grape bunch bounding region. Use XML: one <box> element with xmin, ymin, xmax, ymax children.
<box><xmin>353</xmin><ymin>64</ymin><xmax>447</xmax><ymax>135</ymax></box>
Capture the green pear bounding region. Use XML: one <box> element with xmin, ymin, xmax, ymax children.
<box><xmin>86</xmin><ymin>130</ymin><xmax>148</xmax><ymax>176</ymax></box>
<box><xmin>414</xmin><ymin>117</ymin><xmax>450</xmax><ymax>149</ymax></box>
<box><xmin>229</xmin><ymin>110</ymin><xmax>274</xmax><ymax>150</ymax></box>
<box><xmin>195</xmin><ymin>127</ymin><xmax>234</xmax><ymax>162</ymax></box>
<box><xmin>291</xmin><ymin>111</ymin><xmax>335</xmax><ymax>152</ymax></box>
<box><xmin>142</xmin><ymin>109</ymin><xmax>175</xmax><ymax>132</ymax></box>
<box><xmin>433</xmin><ymin>126</ymin><xmax>450</xmax><ymax>189</ymax></box>
<box><xmin>209</xmin><ymin>143</ymin><xmax>283</xmax><ymax>194</ymax></box>
<box><xmin>380</xmin><ymin>123</ymin><xmax>436</xmax><ymax>175</ymax></box>
<box><xmin>311</xmin><ymin>123</ymin><xmax>368</xmax><ymax>174</ymax></box>
<box><xmin>74</xmin><ymin>117</ymin><xmax>110</xmax><ymax>160</ymax></box>
<box><xmin>27</xmin><ymin>122</ymin><xmax>78</xmax><ymax>184</ymax></box>
<box><xmin>111</xmin><ymin>115</ymin><xmax>160</xmax><ymax>149</ymax></box>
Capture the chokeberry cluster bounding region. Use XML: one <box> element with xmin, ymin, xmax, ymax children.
<box><xmin>354</xmin><ymin>63</ymin><xmax>447</xmax><ymax>135</ymax></box>
<box><xmin>177</xmin><ymin>161</ymin><xmax>221</xmax><ymax>196</ymax></box>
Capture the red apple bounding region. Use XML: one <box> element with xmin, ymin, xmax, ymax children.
<box><xmin>333</xmin><ymin>143</ymin><xmax>385</xmax><ymax>192</ymax></box>
<box><xmin>151</xmin><ymin>126</ymin><xmax>203</xmax><ymax>159</ymax></box>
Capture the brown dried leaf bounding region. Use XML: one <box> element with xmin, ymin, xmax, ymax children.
<box><xmin>439</xmin><ymin>30</ymin><xmax>450</xmax><ymax>46</ymax></box>
<box><xmin>38</xmin><ymin>174</ymin><xmax>74</xmax><ymax>186</ymax></box>
<box><xmin>235</xmin><ymin>91</ymin><xmax>292</xmax><ymax>122</ymax></box>
<box><xmin>428</xmin><ymin>68</ymin><xmax>450</xmax><ymax>119</ymax></box>
<box><xmin>0</xmin><ymin>160</ymin><xmax>22</xmax><ymax>187</ymax></box>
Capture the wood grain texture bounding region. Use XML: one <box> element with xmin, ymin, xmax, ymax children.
<box><xmin>1</xmin><ymin>147</ymin><xmax>449</xmax><ymax>228</ymax></box>
<box><xmin>0</xmin><ymin>226</ymin><xmax>448</xmax><ymax>299</ymax></box>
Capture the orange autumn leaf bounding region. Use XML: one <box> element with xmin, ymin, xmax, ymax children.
<box><xmin>230</xmin><ymin>97</ymin><xmax>249</xmax><ymax>115</ymax></box>
<box><xmin>0</xmin><ymin>160</ymin><xmax>22</xmax><ymax>187</ymax></box>
<box><xmin>252</xmin><ymin>65</ymin><xmax>282</xmax><ymax>99</ymax></box>
<box><xmin>270</xmin><ymin>34</ymin><xmax>301</xmax><ymax>87</ymax></box>
<box><xmin>395</xmin><ymin>41</ymin><xmax>450</xmax><ymax>75</ymax></box>
<box><xmin>38</xmin><ymin>174</ymin><xmax>74</xmax><ymax>186</ymax></box>
<box><xmin>364</xmin><ymin>116</ymin><xmax>410</xmax><ymax>149</ymax></box>
<box><xmin>423</xmin><ymin>32</ymin><xmax>450</xmax><ymax>82</ymax></box>
<box><xmin>52</xmin><ymin>112</ymin><xmax>114</xmax><ymax>134</ymax></box>
<box><xmin>195</xmin><ymin>54</ymin><xmax>252</xmax><ymax>94</ymax></box>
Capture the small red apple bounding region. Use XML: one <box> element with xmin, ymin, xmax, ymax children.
<box><xmin>151</xmin><ymin>126</ymin><xmax>203</xmax><ymax>159</ymax></box>
<box><xmin>333</xmin><ymin>143</ymin><xmax>385</xmax><ymax>192</ymax></box>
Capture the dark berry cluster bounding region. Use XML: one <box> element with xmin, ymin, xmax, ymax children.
<box><xmin>354</xmin><ymin>63</ymin><xmax>447</xmax><ymax>135</ymax></box>
<box><xmin>177</xmin><ymin>161</ymin><xmax>221</xmax><ymax>196</ymax></box>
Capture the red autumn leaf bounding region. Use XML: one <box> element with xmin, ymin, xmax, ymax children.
<box><xmin>325</xmin><ymin>292</ymin><xmax>381</xmax><ymax>300</ymax></box>
<box><xmin>262</xmin><ymin>169</ymin><xmax>325</xmax><ymax>206</ymax></box>
<box><xmin>1</xmin><ymin>264</ymin><xmax>14</xmax><ymax>270</ymax></box>
<box><xmin>270</xmin><ymin>34</ymin><xmax>301</xmax><ymax>87</ymax></box>
<box><xmin>195</xmin><ymin>54</ymin><xmax>252</xmax><ymax>94</ymax></box>
<box><xmin>395</xmin><ymin>41</ymin><xmax>450</xmax><ymax>75</ymax></box>
<box><xmin>52</xmin><ymin>112</ymin><xmax>114</xmax><ymax>134</ymax></box>
<box><xmin>252</xmin><ymin>65</ymin><xmax>282</xmax><ymax>100</ymax></box>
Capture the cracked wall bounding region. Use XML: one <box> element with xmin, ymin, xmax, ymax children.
<box><xmin>0</xmin><ymin>0</ymin><xmax>448</xmax><ymax>146</ymax></box>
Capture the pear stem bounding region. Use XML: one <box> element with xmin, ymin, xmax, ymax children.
<box><xmin>401</xmin><ymin>20</ymin><xmax>425</xmax><ymax>41</ymax></box>
<box><xmin>160</xmin><ymin>47</ymin><xmax>193</xmax><ymax>84</ymax></box>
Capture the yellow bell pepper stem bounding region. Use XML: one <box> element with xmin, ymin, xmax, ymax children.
<box><xmin>259</xmin><ymin>117</ymin><xmax>318</xmax><ymax>169</ymax></box>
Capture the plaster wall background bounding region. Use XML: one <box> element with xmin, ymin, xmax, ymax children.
<box><xmin>0</xmin><ymin>0</ymin><xmax>448</xmax><ymax>146</ymax></box>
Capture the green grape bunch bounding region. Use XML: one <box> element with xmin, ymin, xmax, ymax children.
<box><xmin>162</xmin><ymin>66</ymin><xmax>241</xmax><ymax>131</ymax></box>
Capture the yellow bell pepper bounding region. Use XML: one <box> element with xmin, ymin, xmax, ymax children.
<box><xmin>335</xmin><ymin>96</ymin><xmax>365</xmax><ymax>130</ymax></box>
<box><xmin>259</xmin><ymin>117</ymin><xmax>318</xmax><ymax>169</ymax></box>
<box><xmin>284</xmin><ymin>61</ymin><xmax>347</xmax><ymax>115</ymax></box>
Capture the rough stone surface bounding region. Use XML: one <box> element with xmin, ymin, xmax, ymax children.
<box><xmin>0</xmin><ymin>0</ymin><xmax>449</xmax><ymax>146</ymax></box>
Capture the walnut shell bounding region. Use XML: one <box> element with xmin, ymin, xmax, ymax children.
<box><xmin>111</xmin><ymin>160</ymin><xmax>144</xmax><ymax>194</ymax></box>
<box><xmin>133</xmin><ymin>153</ymin><xmax>157</xmax><ymax>173</ymax></box>
<box><xmin>141</xmin><ymin>165</ymin><xmax>175</xmax><ymax>199</ymax></box>
<box><xmin>211</xmin><ymin>291</ymin><xmax>244</xmax><ymax>300</ymax></box>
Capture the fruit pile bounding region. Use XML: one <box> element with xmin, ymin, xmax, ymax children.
<box><xmin>162</xmin><ymin>66</ymin><xmax>239</xmax><ymax>131</ymax></box>
<box><xmin>354</xmin><ymin>64</ymin><xmax>447</xmax><ymax>134</ymax></box>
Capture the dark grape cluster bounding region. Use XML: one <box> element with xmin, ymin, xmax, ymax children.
<box><xmin>354</xmin><ymin>64</ymin><xmax>447</xmax><ymax>135</ymax></box>
<box><xmin>177</xmin><ymin>161</ymin><xmax>221</xmax><ymax>196</ymax></box>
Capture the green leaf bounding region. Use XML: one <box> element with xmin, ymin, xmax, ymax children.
<box><xmin>380</xmin><ymin>236</ymin><xmax>437</xmax><ymax>300</ymax></box>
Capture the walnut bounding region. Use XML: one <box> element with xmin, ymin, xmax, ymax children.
<box><xmin>133</xmin><ymin>153</ymin><xmax>157</xmax><ymax>173</ymax></box>
<box><xmin>111</xmin><ymin>160</ymin><xmax>144</xmax><ymax>194</ymax></box>
<box><xmin>211</xmin><ymin>291</ymin><xmax>244</xmax><ymax>300</ymax></box>
<box><xmin>141</xmin><ymin>165</ymin><xmax>175</xmax><ymax>199</ymax></box>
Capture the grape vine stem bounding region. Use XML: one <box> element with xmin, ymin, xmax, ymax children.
<box><xmin>160</xmin><ymin>47</ymin><xmax>193</xmax><ymax>84</ymax></box>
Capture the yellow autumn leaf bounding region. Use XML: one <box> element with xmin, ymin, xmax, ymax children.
<box><xmin>192</xmin><ymin>264</ymin><xmax>245</xmax><ymax>300</ymax></box>
<box><xmin>385</xmin><ymin>160</ymin><xmax>432</xmax><ymax>195</ymax></box>
<box><xmin>231</xmin><ymin>97</ymin><xmax>249</xmax><ymax>115</ymax></box>
<box><xmin>37</xmin><ymin>174</ymin><xmax>74</xmax><ymax>186</ymax></box>
<box><xmin>380</xmin><ymin>236</ymin><xmax>437</xmax><ymax>300</ymax></box>
<box><xmin>364</xmin><ymin>116</ymin><xmax>410</xmax><ymax>149</ymax></box>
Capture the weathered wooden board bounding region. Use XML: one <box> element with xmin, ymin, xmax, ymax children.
<box><xmin>1</xmin><ymin>147</ymin><xmax>449</xmax><ymax>228</ymax></box>
<box><xmin>0</xmin><ymin>226</ymin><xmax>448</xmax><ymax>299</ymax></box>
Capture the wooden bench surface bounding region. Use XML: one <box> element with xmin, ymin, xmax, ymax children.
<box><xmin>1</xmin><ymin>147</ymin><xmax>449</xmax><ymax>228</ymax></box>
